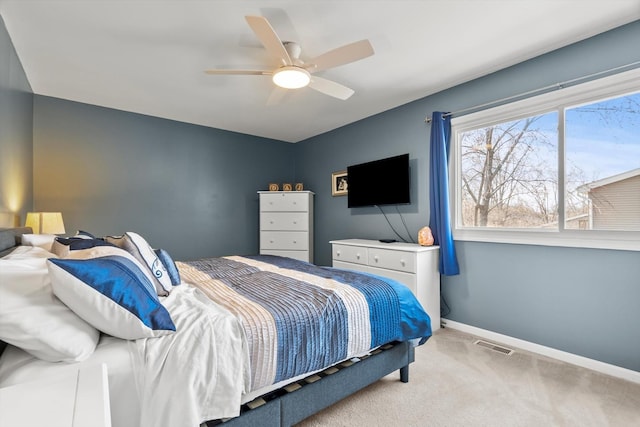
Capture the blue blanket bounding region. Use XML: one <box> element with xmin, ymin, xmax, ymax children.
<box><xmin>179</xmin><ymin>255</ymin><xmax>431</xmax><ymax>389</ymax></box>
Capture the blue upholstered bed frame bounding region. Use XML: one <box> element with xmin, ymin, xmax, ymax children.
<box><xmin>213</xmin><ymin>342</ymin><xmax>414</xmax><ymax>427</ymax></box>
<box><xmin>0</xmin><ymin>227</ymin><xmax>415</xmax><ymax>427</ymax></box>
<box><xmin>0</xmin><ymin>227</ymin><xmax>30</xmax><ymax>257</ymax></box>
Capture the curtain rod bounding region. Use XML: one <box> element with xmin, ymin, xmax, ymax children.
<box><xmin>424</xmin><ymin>60</ymin><xmax>640</xmax><ymax>123</ymax></box>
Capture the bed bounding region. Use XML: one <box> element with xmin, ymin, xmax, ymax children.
<box><xmin>0</xmin><ymin>227</ymin><xmax>432</xmax><ymax>427</ymax></box>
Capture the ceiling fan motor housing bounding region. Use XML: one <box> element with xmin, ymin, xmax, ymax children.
<box><xmin>283</xmin><ymin>41</ymin><xmax>302</xmax><ymax>61</ymax></box>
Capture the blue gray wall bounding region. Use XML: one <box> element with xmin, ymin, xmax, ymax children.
<box><xmin>32</xmin><ymin>96</ymin><xmax>295</xmax><ymax>260</ymax></box>
<box><xmin>295</xmin><ymin>20</ymin><xmax>640</xmax><ymax>372</ymax></box>
<box><xmin>0</xmin><ymin>15</ymin><xmax>33</xmax><ymax>223</ymax></box>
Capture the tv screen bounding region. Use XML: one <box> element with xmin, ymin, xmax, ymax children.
<box><xmin>347</xmin><ymin>154</ymin><xmax>410</xmax><ymax>208</ymax></box>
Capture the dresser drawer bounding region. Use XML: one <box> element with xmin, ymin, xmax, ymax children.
<box><xmin>332</xmin><ymin>244</ymin><xmax>368</xmax><ymax>266</ymax></box>
<box><xmin>331</xmin><ymin>261</ymin><xmax>417</xmax><ymax>294</ymax></box>
<box><xmin>260</xmin><ymin>232</ymin><xmax>309</xmax><ymax>250</ymax></box>
<box><xmin>367</xmin><ymin>266</ymin><xmax>417</xmax><ymax>294</ymax></box>
<box><xmin>368</xmin><ymin>248</ymin><xmax>416</xmax><ymax>273</ymax></box>
<box><xmin>260</xmin><ymin>193</ymin><xmax>309</xmax><ymax>212</ymax></box>
<box><xmin>260</xmin><ymin>249</ymin><xmax>310</xmax><ymax>262</ymax></box>
<box><xmin>260</xmin><ymin>212</ymin><xmax>308</xmax><ymax>231</ymax></box>
<box><xmin>332</xmin><ymin>260</ymin><xmax>368</xmax><ymax>273</ymax></box>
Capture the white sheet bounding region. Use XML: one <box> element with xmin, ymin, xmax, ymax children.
<box><xmin>128</xmin><ymin>285</ymin><xmax>250</xmax><ymax>427</ymax></box>
<box><xmin>0</xmin><ymin>285</ymin><xmax>251</xmax><ymax>427</ymax></box>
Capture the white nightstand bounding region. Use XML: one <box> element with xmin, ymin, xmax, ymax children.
<box><xmin>0</xmin><ymin>363</ymin><xmax>111</xmax><ymax>427</ymax></box>
<box><xmin>331</xmin><ymin>239</ymin><xmax>441</xmax><ymax>331</ymax></box>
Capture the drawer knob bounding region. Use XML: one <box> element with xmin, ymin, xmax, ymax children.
<box><xmin>356</xmin><ymin>253</ymin><xmax>361</xmax><ymax>259</ymax></box>
<box><xmin>293</xmin><ymin>240</ymin><xmax>297</xmax><ymax>244</ymax></box>
<box><xmin>401</xmin><ymin>260</ymin><xmax>406</xmax><ymax>266</ymax></box>
<box><xmin>270</xmin><ymin>240</ymin><xmax>274</xmax><ymax>244</ymax></box>
<box><xmin>293</xmin><ymin>221</ymin><xmax>297</xmax><ymax>224</ymax></box>
<box><xmin>336</xmin><ymin>251</ymin><xmax>341</xmax><ymax>257</ymax></box>
<box><xmin>270</xmin><ymin>221</ymin><xmax>274</xmax><ymax>224</ymax></box>
<box><xmin>374</xmin><ymin>256</ymin><xmax>379</xmax><ymax>262</ymax></box>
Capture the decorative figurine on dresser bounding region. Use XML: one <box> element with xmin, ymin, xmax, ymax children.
<box><xmin>258</xmin><ymin>190</ymin><xmax>314</xmax><ymax>263</ymax></box>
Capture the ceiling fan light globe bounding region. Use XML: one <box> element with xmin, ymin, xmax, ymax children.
<box><xmin>272</xmin><ymin>66</ymin><xmax>310</xmax><ymax>89</ymax></box>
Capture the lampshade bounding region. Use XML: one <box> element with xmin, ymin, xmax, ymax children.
<box><xmin>25</xmin><ymin>212</ymin><xmax>66</xmax><ymax>234</ymax></box>
<box><xmin>272</xmin><ymin>66</ymin><xmax>311</xmax><ymax>89</ymax></box>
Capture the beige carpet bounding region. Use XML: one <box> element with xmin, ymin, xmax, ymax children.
<box><xmin>296</xmin><ymin>328</ymin><xmax>640</xmax><ymax>427</ymax></box>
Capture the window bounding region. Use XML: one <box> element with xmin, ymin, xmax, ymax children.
<box><xmin>459</xmin><ymin>112</ymin><xmax>559</xmax><ymax>229</ymax></box>
<box><xmin>565</xmin><ymin>95</ymin><xmax>640</xmax><ymax>232</ymax></box>
<box><xmin>451</xmin><ymin>68</ymin><xmax>640</xmax><ymax>251</ymax></box>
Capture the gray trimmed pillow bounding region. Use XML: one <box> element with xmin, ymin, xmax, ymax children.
<box><xmin>51</xmin><ymin>233</ymin><xmax>114</xmax><ymax>258</ymax></box>
<box><xmin>105</xmin><ymin>232</ymin><xmax>172</xmax><ymax>296</ymax></box>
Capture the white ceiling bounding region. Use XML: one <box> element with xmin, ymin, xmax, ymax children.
<box><xmin>1</xmin><ymin>1</ymin><xmax>639</xmax><ymax>143</ymax></box>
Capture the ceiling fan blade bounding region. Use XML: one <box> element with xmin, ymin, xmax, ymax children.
<box><xmin>259</xmin><ymin>8</ymin><xmax>299</xmax><ymax>43</ymax></box>
<box><xmin>308</xmin><ymin>76</ymin><xmax>355</xmax><ymax>100</ymax></box>
<box><xmin>245</xmin><ymin>15</ymin><xmax>292</xmax><ymax>66</ymax></box>
<box><xmin>204</xmin><ymin>69</ymin><xmax>271</xmax><ymax>76</ymax></box>
<box><xmin>306</xmin><ymin>39</ymin><xmax>374</xmax><ymax>73</ymax></box>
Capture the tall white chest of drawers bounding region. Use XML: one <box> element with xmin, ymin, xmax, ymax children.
<box><xmin>259</xmin><ymin>191</ymin><xmax>314</xmax><ymax>262</ymax></box>
<box><xmin>330</xmin><ymin>239</ymin><xmax>440</xmax><ymax>331</ymax></box>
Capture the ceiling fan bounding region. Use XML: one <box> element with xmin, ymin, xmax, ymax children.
<box><xmin>205</xmin><ymin>15</ymin><xmax>374</xmax><ymax>101</ymax></box>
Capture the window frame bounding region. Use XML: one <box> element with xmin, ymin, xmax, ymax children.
<box><xmin>450</xmin><ymin>67</ymin><xmax>640</xmax><ymax>252</ymax></box>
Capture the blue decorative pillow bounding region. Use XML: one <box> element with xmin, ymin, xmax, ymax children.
<box><xmin>154</xmin><ymin>248</ymin><xmax>181</xmax><ymax>286</ymax></box>
<box><xmin>47</xmin><ymin>254</ymin><xmax>176</xmax><ymax>340</ymax></box>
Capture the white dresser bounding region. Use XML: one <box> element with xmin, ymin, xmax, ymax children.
<box><xmin>259</xmin><ymin>191</ymin><xmax>314</xmax><ymax>262</ymax></box>
<box><xmin>330</xmin><ymin>239</ymin><xmax>440</xmax><ymax>331</ymax></box>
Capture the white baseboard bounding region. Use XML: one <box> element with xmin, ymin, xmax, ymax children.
<box><xmin>440</xmin><ymin>319</ymin><xmax>640</xmax><ymax>385</ymax></box>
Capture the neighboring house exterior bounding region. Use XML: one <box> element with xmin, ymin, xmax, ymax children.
<box><xmin>577</xmin><ymin>168</ymin><xmax>640</xmax><ymax>231</ymax></box>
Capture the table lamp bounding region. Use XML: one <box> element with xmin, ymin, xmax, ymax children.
<box><xmin>25</xmin><ymin>212</ymin><xmax>66</xmax><ymax>235</ymax></box>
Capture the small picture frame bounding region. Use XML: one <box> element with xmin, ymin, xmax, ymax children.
<box><xmin>268</xmin><ymin>183</ymin><xmax>279</xmax><ymax>191</ymax></box>
<box><xmin>331</xmin><ymin>170</ymin><xmax>348</xmax><ymax>196</ymax></box>
<box><xmin>283</xmin><ymin>183</ymin><xmax>293</xmax><ymax>191</ymax></box>
<box><xmin>295</xmin><ymin>183</ymin><xmax>304</xmax><ymax>191</ymax></box>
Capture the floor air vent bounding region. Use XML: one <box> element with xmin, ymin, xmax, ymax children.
<box><xmin>474</xmin><ymin>339</ymin><xmax>514</xmax><ymax>355</ymax></box>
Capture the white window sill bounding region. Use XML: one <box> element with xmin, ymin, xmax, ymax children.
<box><xmin>453</xmin><ymin>228</ymin><xmax>640</xmax><ymax>252</ymax></box>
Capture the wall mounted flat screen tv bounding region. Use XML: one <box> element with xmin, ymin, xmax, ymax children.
<box><xmin>347</xmin><ymin>153</ymin><xmax>410</xmax><ymax>208</ymax></box>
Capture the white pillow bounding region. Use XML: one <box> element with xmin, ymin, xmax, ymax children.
<box><xmin>20</xmin><ymin>234</ymin><xmax>57</xmax><ymax>252</ymax></box>
<box><xmin>106</xmin><ymin>232</ymin><xmax>172</xmax><ymax>295</ymax></box>
<box><xmin>0</xmin><ymin>248</ymin><xmax>100</xmax><ymax>362</ymax></box>
<box><xmin>47</xmin><ymin>246</ymin><xmax>176</xmax><ymax>340</ymax></box>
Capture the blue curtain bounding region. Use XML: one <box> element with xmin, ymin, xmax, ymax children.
<box><xmin>428</xmin><ymin>112</ymin><xmax>460</xmax><ymax>275</ymax></box>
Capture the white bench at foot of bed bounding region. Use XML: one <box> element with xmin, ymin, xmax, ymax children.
<box><xmin>0</xmin><ymin>363</ymin><xmax>111</xmax><ymax>427</ymax></box>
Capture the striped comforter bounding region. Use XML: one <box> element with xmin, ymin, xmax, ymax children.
<box><xmin>177</xmin><ymin>255</ymin><xmax>432</xmax><ymax>391</ymax></box>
